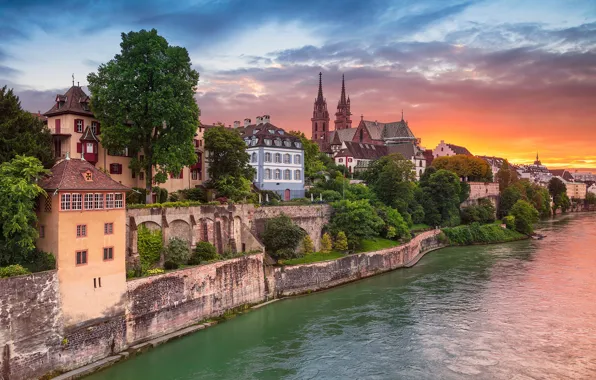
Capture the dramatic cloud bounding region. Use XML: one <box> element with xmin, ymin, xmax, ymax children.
<box><xmin>3</xmin><ymin>0</ymin><xmax>596</xmax><ymax>168</ymax></box>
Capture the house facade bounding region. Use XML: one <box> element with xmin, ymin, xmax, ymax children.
<box><xmin>36</xmin><ymin>157</ymin><xmax>129</xmax><ymax>327</ymax></box>
<box><xmin>238</xmin><ymin>116</ymin><xmax>305</xmax><ymax>200</ymax></box>
<box><xmin>432</xmin><ymin>140</ymin><xmax>473</xmax><ymax>158</ymax></box>
<box><xmin>43</xmin><ymin>85</ymin><xmax>207</xmax><ymax>192</ymax></box>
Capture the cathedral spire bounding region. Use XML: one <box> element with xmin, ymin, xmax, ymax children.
<box><xmin>316</xmin><ymin>72</ymin><xmax>324</xmax><ymax>103</ymax></box>
<box><xmin>339</xmin><ymin>74</ymin><xmax>347</xmax><ymax>105</ymax></box>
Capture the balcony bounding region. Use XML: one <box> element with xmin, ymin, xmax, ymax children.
<box><xmin>50</xmin><ymin>125</ymin><xmax>72</xmax><ymax>136</ymax></box>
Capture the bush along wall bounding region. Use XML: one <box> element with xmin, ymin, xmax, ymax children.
<box><xmin>442</xmin><ymin>223</ymin><xmax>526</xmax><ymax>246</ymax></box>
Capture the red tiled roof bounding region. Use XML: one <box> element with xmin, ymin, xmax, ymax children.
<box><xmin>423</xmin><ymin>149</ymin><xmax>434</xmax><ymax>166</ymax></box>
<box><xmin>446</xmin><ymin>143</ymin><xmax>472</xmax><ymax>156</ymax></box>
<box><xmin>549</xmin><ymin>169</ymin><xmax>574</xmax><ymax>182</ymax></box>
<box><xmin>336</xmin><ymin>141</ymin><xmax>388</xmax><ymax>159</ymax></box>
<box><xmin>44</xmin><ymin>86</ymin><xmax>94</xmax><ymax>117</ymax></box>
<box><xmin>39</xmin><ymin>158</ymin><xmax>130</xmax><ymax>191</ymax></box>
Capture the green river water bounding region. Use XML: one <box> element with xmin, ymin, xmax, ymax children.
<box><xmin>87</xmin><ymin>213</ymin><xmax>596</xmax><ymax>379</ymax></box>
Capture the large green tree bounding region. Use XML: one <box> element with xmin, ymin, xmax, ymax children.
<box><xmin>432</xmin><ymin>155</ymin><xmax>493</xmax><ymax>182</ymax></box>
<box><xmin>419</xmin><ymin>169</ymin><xmax>462</xmax><ymax>227</ymax></box>
<box><xmin>329</xmin><ymin>199</ymin><xmax>384</xmax><ymax>248</ymax></box>
<box><xmin>0</xmin><ymin>86</ymin><xmax>54</xmax><ymax>168</ymax></box>
<box><xmin>87</xmin><ymin>29</ymin><xmax>200</xmax><ymax>203</ymax></box>
<box><xmin>496</xmin><ymin>160</ymin><xmax>518</xmax><ymax>192</ymax></box>
<box><xmin>0</xmin><ymin>156</ymin><xmax>49</xmax><ymax>265</ymax></box>
<box><xmin>288</xmin><ymin>131</ymin><xmax>326</xmax><ymax>183</ymax></box>
<box><xmin>509</xmin><ymin>199</ymin><xmax>539</xmax><ymax>235</ymax></box>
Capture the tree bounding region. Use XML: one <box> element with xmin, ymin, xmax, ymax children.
<box><xmin>262</xmin><ymin>215</ymin><xmax>306</xmax><ymax>260</ymax></box>
<box><xmin>548</xmin><ymin>177</ymin><xmax>567</xmax><ymax>199</ymax></box>
<box><xmin>163</xmin><ymin>237</ymin><xmax>191</xmax><ymax>268</ymax></box>
<box><xmin>87</xmin><ymin>29</ymin><xmax>200</xmax><ymax>203</ymax></box>
<box><xmin>189</xmin><ymin>241</ymin><xmax>219</xmax><ymax>264</ymax></box>
<box><xmin>499</xmin><ymin>186</ymin><xmax>523</xmax><ymax>218</ymax></box>
<box><xmin>334</xmin><ymin>231</ymin><xmax>348</xmax><ymax>251</ymax></box>
<box><xmin>587</xmin><ymin>192</ymin><xmax>596</xmax><ymax>205</ymax></box>
<box><xmin>375</xmin><ymin>205</ymin><xmax>410</xmax><ymax>240</ymax></box>
<box><xmin>496</xmin><ymin>160</ymin><xmax>519</xmax><ymax>192</ymax></box>
<box><xmin>553</xmin><ymin>193</ymin><xmax>571</xmax><ymax>214</ymax></box>
<box><xmin>321</xmin><ymin>233</ymin><xmax>332</xmax><ymax>253</ymax></box>
<box><xmin>0</xmin><ymin>86</ymin><xmax>54</xmax><ymax>168</ymax></box>
<box><xmin>329</xmin><ymin>200</ymin><xmax>384</xmax><ymax>248</ymax></box>
<box><xmin>461</xmin><ymin>198</ymin><xmax>496</xmax><ymax>224</ymax></box>
<box><xmin>419</xmin><ymin>169</ymin><xmax>462</xmax><ymax>227</ymax></box>
<box><xmin>204</xmin><ymin>126</ymin><xmax>255</xmax><ymax>199</ymax></box>
<box><xmin>509</xmin><ymin>199</ymin><xmax>539</xmax><ymax>235</ymax></box>
<box><xmin>432</xmin><ymin>155</ymin><xmax>493</xmax><ymax>182</ymax></box>
<box><xmin>302</xmin><ymin>235</ymin><xmax>314</xmax><ymax>254</ymax></box>
<box><xmin>0</xmin><ymin>156</ymin><xmax>50</xmax><ymax>266</ymax></box>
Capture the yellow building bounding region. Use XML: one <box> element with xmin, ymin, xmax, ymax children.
<box><xmin>37</xmin><ymin>157</ymin><xmax>130</xmax><ymax>327</ymax></box>
<box><xmin>43</xmin><ymin>85</ymin><xmax>206</xmax><ymax>193</ymax></box>
<box><xmin>565</xmin><ymin>181</ymin><xmax>587</xmax><ymax>200</ymax></box>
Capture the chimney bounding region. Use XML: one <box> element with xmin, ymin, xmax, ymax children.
<box><xmin>262</xmin><ymin>114</ymin><xmax>270</xmax><ymax>124</ymax></box>
<box><xmin>244</xmin><ymin>118</ymin><xmax>251</xmax><ymax>127</ymax></box>
<box><xmin>233</xmin><ymin>120</ymin><xmax>240</xmax><ymax>129</ymax></box>
<box><xmin>256</xmin><ymin>116</ymin><xmax>263</xmax><ymax>125</ymax></box>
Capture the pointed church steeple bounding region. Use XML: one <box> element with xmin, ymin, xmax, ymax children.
<box><xmin>339</xmin><ymin>74</ymin><xmax>347</xmax><ymax>105</ymax></box>
<box><xmin>311</xmin><ymin>72</ymin><xmax>330</xmax><ymax>143</ymax></box>
<box><xmin>335</xmin><ymin>74</ymin><xmax>352</xmax><ymax>130</ymax></box>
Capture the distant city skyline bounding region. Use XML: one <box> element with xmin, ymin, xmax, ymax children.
<box><xmin>2</xmin><ymin>0</ymin><xmax>595</xmax><ymax>169</ymax></box>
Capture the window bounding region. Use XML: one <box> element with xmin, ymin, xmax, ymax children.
<box><xmin>283</xmin><ymin>154</ymin><xmax>291</xmax><ymax>163</ymax></box>
<box><xmin>106</xmin><ymin>193</ymin><xmax>115</xmax><ymax>208</ymax></box>
<box><xmin>322</xmin><ymin>122</ymin><xmax>326</xmax><ymax>131</ymax></box>
<box><xmin>103</xmin><ymin>247</ymin><xmax>114</xmax><ymax>261</ymax></box>
<box><xmin>315</xmin><ymin>122</ymin><xmax>318</xmax><ymax>132</ymax></box>
<box><xmin>275</xmin><ymin>153</ymin><xmax>281</xmax><ymax>163</ymax></box>
<box><xmin>295</xmin><ymin>142</ymin><xmax>302</xmax><ymax>148</ymax></box>
<box><xmin>294</xmin><ymin>155</ymin><xmax>301</xmax><ymax>164</ymax></box>
<box><xmin>274</xmin><ymin>139</ymin><xmax>282</xmax><ymax>147</ymax></box>
<box><xmin>349</xmin><ymin>158</ymin><xmax>353</xmax><ymax>163</ymax></box>
<box><xmin>274</xmin><ymin>169</ymin><xmax>281</xmax><ymax>180</ymax></box>
<box><xmin>139</xmin><ymin>172</ymin><xmax>145</xmax><ymax>181</ymax></box>
<box><xmin>265</xmin><ymin>169</ymin><xmax>271</xmax><ymax>180</ymax></box>
<box><xmin>72</xmin><ymin>193</ymin><xmax>82</xmax><ymax>210</ymax></box>
<box><xmin>109</xmin><ymin>163</ymin><xmax>122</xmax><ymax>174</ymax></box>
<box><xmin>265</xmin><ymin>153</ymin><xmax>272</xmax><ymax>162</ymax></box>
<box><xmin>284</xmin><ymin>140</ymin><xmax>291</xmax><ymax>147</ymax></box>
<box><xmin>338</xmin><ymin>158</ymin><xmax>343</xmax><ymax>163</ymax></box>
<box><xmin>104</xmin><ymin>223</ymin><xmax>113</xmax><ymax>235</ymax></box>
<box><xmin>76</xmin><ymin>224</ymin><xmax>87</xmax><ymax>237</ymax></box>
<box><xmin>115</xmin><ymin>193</ymin><xmax>123</xmax><ymax>208</ymax></box>
<box><xmin>75</xmin><ymin>119</ymin><xmax>84</xmax><ymax>133</ymax></box>
<box><xmin>61</xmin><ymin>193</ymin><xmax>71</xmax><ymax>210</ymax></box>
<box><xmin>76</xmin><ymin>250</ymin><xmax>87</xmax><ymax>265</ymax></box>
<box><xmin>295</xmin><ymin>170</ymin><xmax>301</xmax><ymax>180</ymax></box>
<box><xmin>84</xmin><ymin>194</ymin><xmax>94</xmax><ymax>210</ymax></box>
<box><xmin>252</xmin><ymin>152</ymin><xmax>257</xmax><ymax>163</ymax></box>
<box><xmin>284</xmin><ymin>169</ymin><xmax>291</xmax><ymax>180</ymax></box>
<box><xmin>94</xmin><ymin>193</ymin><xmax>104</xmax><ymax>209</ymax></box>
<box><xmin>40</xmin><ymin>225</ymin><xmax>45</xmax><ymax>238</ymax></box>
<box><xmin>441</xmin><ymin>147</ymin><xmax>444</xmax><ymax>151</ymax></box>
<box><xmin>191</xmin><ymin>169</ymin><xmax>198</xmax><ymax>180</ymax></box>
<box><xmin>91</xmin><ymin>121</ymin><xmax>100</xmax><ymax>135</ymax></box>
<box><xmin>359</xmin><ymin>129</ymin><xmax>364</xmax><ymax>142</ymax></box>
<box><xmin>264</xmin><ymin>139</ymin><xmax>272</xmax><ymax>146</ymax></box>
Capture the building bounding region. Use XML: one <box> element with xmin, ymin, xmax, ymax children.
<box><xmin>572</xmin><ymin>171</ymin><xmax>596</xmax><ymax>182</ymax></box>
<box><xmin>432</xmin><ymin>140</ymin><xmax>473</xmax><ymax>158</ymax></box>
<box><xmin>36</xmin><ymin>155</ymin><xmax>129</xmax><ymax>326</ymax></box>
<box><xmin>43</xmin><ymin>85</ymin><xmax>207</xmax><ymax>192</ymax></box>
<box><xmin>237</xmin><ymin>116</ymin><xmax>305</xmax><ymax>200</ymax></box>
<box><xmin>588</xmin><ymin>183</ymin><xmax>596</xmax><ymax>195</ymax></box>
<box><xmin>477</xmin><ymin>155</ymin><xmax>507</xmax><ymax>181</ymax></box>
<box><xmin>553</xmin><ymin>177</ymin><xmax>587</xmax><ymax>200</ymax></box>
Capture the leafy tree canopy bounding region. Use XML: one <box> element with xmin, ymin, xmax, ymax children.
<box><xmin>0</xmin><ymin>156</ymin><xmax>50</xmax><ymax>266</ymax></box>
<box><xmin>262</xmin><ymin>214</ymin><xmax>306</xmax><ymax>260</ymax></box>
<box><xmin>288</xmin><ymin>131</ymin><xmax>326</xmax><ymax>183</ymax></box>
<box><xmin>548</xmin><ymin>177</ymin><xmax>567</xmax><ymax>198</ymax></box>
<box><xmin>329</xmin><ymin>199</ymin><xmax>384</xmax><ymax>248</ymax></box>
<box><xmin>432</xmin><ymin>155</ymin><xmax>493</xmax><ymax>182</ymax></box>
<box><xmin>87</xmin><ymin>29</ymin><xmax>200</xmax><ymax>202</ymax></box>
<box><xmin>0</xmin><ymin>86</ymin><xmax>54</xmax><ymax>168</ymax></box>
<box><xmin>496</xmin><ymin>160</ymin><xmax>519</xmax><ymax>192</ymax></box>
<box><xmin>419</xmin><ymin>169</ymin><xmax>462</xmax><ymax>227</ymax></box>
<box><xmin>509</xmin><ymin>199</ymin><xmax>539</xmax><ymax>235</ymax></box>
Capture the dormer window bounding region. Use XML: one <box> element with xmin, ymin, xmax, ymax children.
<box><xmin>278</xmin><ymin>130</ymin><xmax>285</xmax><ymax>135</ymax></box>
<box><xmin>284</xmin><ymin>140</ymin><xmax>291</xmax><ymax>147</ymax></box>
<box><xmin>274</xmin><ymin>139</ymin><xmax>282</xmax><ymax>147</ymax></box>
<box><xmin>268</xmin><ymin>129</ymin><xmax>275</xmax><ymax>134</ymax></box>
<box><xmin>295</xmin><ymin>142</ymin><xmax>302</xmax><ymax>148</ymax></box>
<box><xmin>244</xmin><ymin>138</ymin><xmax>250</xmax><ymax>146</ymax></box>
<box><xmin>264</xmin><ymin>139</ymin><xmax>272</xmax><ymax>146</ymax></box>
<box><xmin>82</xmin><ymin>170</ymin><xmax>93</xmax><ymax>182</ymax></box>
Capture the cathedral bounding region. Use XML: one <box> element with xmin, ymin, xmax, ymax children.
<box><xmin>310</xmin><ymin>73</ymin><xmax>426</xmax><ymax>178</ymax></box>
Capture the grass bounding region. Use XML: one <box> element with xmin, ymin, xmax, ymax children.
<box><xmin>356</xmin><ymin>238</ymin><xmax>401</xmax><ymax>252</ymax></box>
<box><xmin>282</xmin><ymin>251</ymin><xmax>345</xmax><ymax>265</ymax></box>
<box><xmin>410</xmin><ymin>223</ymin><xmax>431</xmax><ymax>232</ymax></box>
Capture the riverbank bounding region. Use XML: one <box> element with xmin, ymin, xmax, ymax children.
<box><xmin>442</xmin><ymin>224</ymin><xmax>528</xmax><ymax>246</ymax></box>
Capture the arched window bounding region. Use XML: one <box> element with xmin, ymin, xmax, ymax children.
<box><xmin>315</xmin><ymin>122</ymin><xmax>318</xmax><ymax>132</ymax></box>
<box><xmin>284</xmin><ymin>154</ymin><xmax>291</xmax><ymax>163</ymax></box>
<box><xmin>265</xmin><ymin>152</ymin><xmax>271</xmax><ymax>162</ymax></box>
<box><xmin>295</xmin><ymin>170</ymin><xmax>301</xmax><ymax>180</ymax></box>
<box><xmin>251</xmin><ymin>152</ymin><xmax>257</xmax><ymax>163</ymax></box>
<box><xmin>294</xmin><ymin>155</ymin><xmax>301</xmax><ymax>164</ymax></box>
<box><xmin>265</xmin><ymin>169</ymin><xmax>271</xmax><ymax>179</ymax></box>
<box><xmin>275</xmin><ymin>153</ymin><xmax>281</xmax><ymax>163</ymax></box>
<box><xmin>284</xmin><ymin>169</ymin><xmax>291</xmax><ymax>180</ymax></box>
<box><xmin>359</xmin><ymin>129</ymin><xmax>364</xmax><ymax>142</ymax></box>
<box><xmin>274</xmin><ymin>169</ymin><xmax>281</xmax><ymax>179</ymax></box>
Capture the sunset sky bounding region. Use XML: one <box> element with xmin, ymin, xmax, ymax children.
<box><xmin>1</xmin><ymin>0</ymin><xmax>595</xmax><ymax>169</ymax></box>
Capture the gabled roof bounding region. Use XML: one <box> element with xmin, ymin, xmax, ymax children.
<box><xmin>237</xmin><ymin>122</ymin><xmax>302</xmax><ymax>150</ymax></box>
<box><xmin>361</xmin><ymin>119</ymin><xmax>416</xmax><ymax>141</ymax></box>
<box><xmin>80</xmin><ymin>125</ymin><xmax>99</xmax><ymax>142</ymax></box>
<box><xmin>335</xmin><ymin>141</ymin><xmax>387</xmax><ymax>160</ymax></box>
<box><xmin>386</xmin><ymin>143</ymin><xmax>422</xmax><ymax>160</ymax></box>
<box><xmin>329</xmin><ymin>128</ymin><xmax>357</xmax><ymax>145</ymax></box>
<box><xmin>549</xmin><ymin>169</ymin><xmax>574</xmax><ymax>182</ymax></box>
<box><xmin>446</xmin><ymin>143</ymin><xmax>472</xmax><ymax>156</ymax></box>
<box><xmin>477</xmin><ymin>155</ymin><xmax>507</xmax><ymax>168</ymax></box>
<box><xmin>39</xmin><ymin>158</ymin><xmax>130</xmax><ymax>191</ymax></box>
<box><xmin>44</xmin><ymin>86</ymin><xmax>94</xmax><ymax>117</ymax></box>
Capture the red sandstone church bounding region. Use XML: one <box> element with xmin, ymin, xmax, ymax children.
<box><xmin>311</xmin><ymin>73</ymin><xmax>426</xmax><ymax>177</ymax></box>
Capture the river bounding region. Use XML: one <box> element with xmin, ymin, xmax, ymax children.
<box><xmin>87</xmin><ymin>213</ymin><xmax>596</xmax><ymax>379</ymax></box>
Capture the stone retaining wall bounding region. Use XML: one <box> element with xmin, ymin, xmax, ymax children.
<box><xmin>268</xmin><ymin>230</ymin><xmax>444</xmax><ymax>297</ymax></box>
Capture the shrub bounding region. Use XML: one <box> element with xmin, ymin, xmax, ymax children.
<box><xmin>321</xmin><ymin>190</ymin><xmax>342</xmax><ymax>202</ymax></box>
<box><xmin>126</xmin><ymin>187</ymin><xmax>147</xmax><ymax>205</ymax></box>
<box><xmin>0</xmin><ymin>264</ymin><xmax>30</xmax><ymax>278</ymax></box>
<box><xmin>293</xmin><ymin>197</ymin><xmax>311</xmax><ymax>205</ymax></box>
<box><xmin>163</xmin><ymin>237</ymin><xmax>191</xmax><ymax>267</ymax></box>
<box><xmin>20</xmin><ymin>249</ymin><xmax>55</xmax><ymax>272</ymax></box>
<box><xmin>329</xmin><ymin>200</ymin><xmax>384</xmax><ymax>248</ymax></box>
<box><xmin>460</xmin><ymin>199</ymin><xmax>496</xmax><ymax>224</ymax></box>
<box><xmin>180</xmin><ymin>187</ymin><xmax>207</xmax><ymax>202</ymax></box>
<box><xmin>503</xmin><ymin>215</ymin><xmax>515</xmax><ymax>230</ymax></box>
<box><xmin>334</xmin><ymin>231</ymin><xmax>348</xmax><ymax>251</ymax></box>
<box><xmin>302</xmin><ymin>235</ymin><xmax>314</xmax><ymax>254</ymax></box>
<box><xmin>262</xmin><ymin>214</ymin><xmax>306</xmax><ymax>260</ymax></box>
<box><xmin>137</xmin><ymin>225</ymin><xmax>163</xmax><ymax>270</ymax></box>
<box><xmin>442</xmin><ymin>224</ymin><xmax>525</xmax><ymax>245</ymax></box>
<box><xmin>386</xmin><ymin>226</ymin><xmax>397</xmax><ymax>239</ymax></box>
<box><xmin>146</xmin><ymin>268</ymin><xmax>165</xmax><ymax>276</ymax></box>
<box><xmin>274</xmin><ymin>248</ymin><xmax>299</xmax><ymax>260</ymax></box>
<box><xmin>168</xmin><ymin>192</ymin><xmax>180</xmax><ymax>202</ymax></box>
<box><xmin>189</xmin><ymin>241</ymin><xmax>219</xmax><ymax>264</ymax></box>
<box><xmin>321</xmin><ymin>233</ymin><xmax>332</xmax><ymax>253</ymax></box>
<box><xmin>153</xmin><ymin>187</ymin><xmax>168</xmax><ymax>203</ymax></box>
<box><xmin>509</xmin><ymin>199</ymin><xmax>539</xmax><ymax>235</ymax></box>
